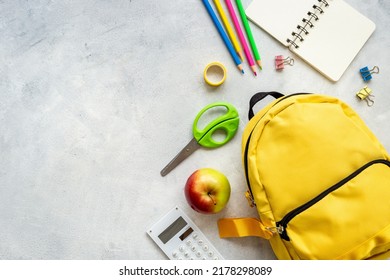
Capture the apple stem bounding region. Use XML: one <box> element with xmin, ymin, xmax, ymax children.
<box><xmin>208</xmin><ymin>192</ymin><xmax>216</xmax><ymax>205</ymax></box>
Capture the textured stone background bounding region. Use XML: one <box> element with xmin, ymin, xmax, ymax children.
<box><xmin>0</xmin><ymin>0</ymin><xmax>389</xmax><ymax>259</ymax></box>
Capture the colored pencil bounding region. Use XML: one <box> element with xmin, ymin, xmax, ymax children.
<box><xmin>202</xmin><ymin>0</ymin><xmax>244</xmax><ymax>74</ymax></box>
<box><xmin>235</xmin><ymin>0</ymin><xmax>262</xmax><ymax>69</ymax></box>
<box><xmin>213</xmin><ymin>0</ymin><xmax>244</xmax><ymax>61</ymax></box>
<box><xmin>225</xmin><ymin>0</ymin><xmax>257</xmax><ymax>75</ymax></box>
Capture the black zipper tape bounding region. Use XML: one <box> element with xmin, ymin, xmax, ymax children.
<box><xmin>277</xmin><ymin>159</ymin><xmax>390</xmax><ymax>241</ymax></box>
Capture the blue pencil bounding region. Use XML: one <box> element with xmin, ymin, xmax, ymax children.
<box><xmin>202</xmin><ymin>0</ymin><xmax>244</xmax><ymax>73</ymax></box>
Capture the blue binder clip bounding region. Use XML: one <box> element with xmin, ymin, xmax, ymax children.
<box><xmin>359</xmin><ymin>66</ymin><xmax>379</xmax><ymax>81</ymax></box>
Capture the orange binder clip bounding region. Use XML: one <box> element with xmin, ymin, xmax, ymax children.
<box><xmin>275</xmin><ymin>55</ymin><xmax>294</xmax><ymax>70</ymax></box>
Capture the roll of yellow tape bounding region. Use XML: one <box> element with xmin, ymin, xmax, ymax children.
<box><xmin>203</xmin><ymin>62</ymin><xmax>227</xmax><ymax>87</ymax></box>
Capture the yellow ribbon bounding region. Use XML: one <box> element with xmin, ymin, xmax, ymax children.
<box><xmin>218</xmin><ymin>217</ymin><xmax>273</xmax><ymax>239</ymax></box>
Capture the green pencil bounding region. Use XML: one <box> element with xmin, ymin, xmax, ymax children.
<box><xmin>235</xmin><ymin>0</ymin><xmax>262</xmax><ymax>69</ymax></box>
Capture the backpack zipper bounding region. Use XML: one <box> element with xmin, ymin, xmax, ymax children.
<box><xmin>276</xmin><ymin>159</ymin><xmax>390</xmax><ymax>241</ymax></box>
<box><xmin>244</xmin><ymin>93</ymin><xmax>310</xmax><ymax>207</ymax></box>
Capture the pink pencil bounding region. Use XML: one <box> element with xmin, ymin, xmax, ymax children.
<box><xmin>225</xmin><ymin>0</ymin><xmax>257</xmax><ymax>76</ymax></box>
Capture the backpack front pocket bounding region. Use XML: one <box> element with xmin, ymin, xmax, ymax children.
<box><xmin>276</xmin><ymin>159</ymin><xmax>390</xmax><ymax>259</ymax></box>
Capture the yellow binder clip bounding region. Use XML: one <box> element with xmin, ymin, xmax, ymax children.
<box><xmin>356</xmin><ymin>86</ymin><xmax>374</xmax><ymax>106</ymax></box>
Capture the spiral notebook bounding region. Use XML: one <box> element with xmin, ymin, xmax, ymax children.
<box><xmin>246</xmin><ymin>0</ymin><xmax>376</xmax><ymax>81</ymax></box>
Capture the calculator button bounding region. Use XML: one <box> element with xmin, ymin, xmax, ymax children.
<box><xmin>184</xmin><ymin>251</ymin><xmax>190</xmax><ymax>258</ymax></box>
<box><xmin>172</xmin><ymin>251</ymin><xmax>179</xmax><ymax>258</ymax></box>
<box><xmin>196</xmin><ymin>251</ymin><xmax>202</xmax><ymax>258</ymax></box>
<box><xmin>214</xmin><ymin>256</ymin><xmax>219</xmax><ymax>260</ymax></box>
<box><xmin>191</xmin><ymin>245</ymin><xmax>197</xmax><ymax>252</ymax></box>
<box><xmin>202</xmin><ymin>244</ymin><xmax>209</xmax><ymax>251</ymax></box>
<box><xmin>186</xmin><ymin>240</ymin><xmax>192</xmax><ymax>246</ymax></box>
<box><xmin>197</xmin><ymin>240</ymin><xmax>204</xmax><ymax>245</ymax></box>
<box><xmin>179</xmin><ymin>246</ymin><xmax>185</xmax><ymax>252</ymax></box>
<box><xmin>208</xmin><ymin>251</ymin><xmax>214</xmax><ymax>257</ymax></box>
<box><xmin>192</xmin><ymin>233</ymin><xmax>198</xmax><ymax>239</ymax></box>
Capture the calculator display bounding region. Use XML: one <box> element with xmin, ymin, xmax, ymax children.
<box><xmin>158</xmin><ymin>216</ymin><xmax>187</xmax><ymax>244</ymax></box>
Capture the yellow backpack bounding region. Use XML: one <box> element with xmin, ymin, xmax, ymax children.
<box><xmin>218</xmin><ymin>92</ymin><xmax>390</xmax><ymax>260</ymax></box>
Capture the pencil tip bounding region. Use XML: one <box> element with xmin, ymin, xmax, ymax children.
<box><xmin>257</xmin><ymin>60</ymin><xmax>263</xmax><ymax>70</ymax></box>
<box><xmin>238</xmin><ymin>52</ymin><xmax>244</xmax><ymax>61</ymax></box>
<box><xmin>254</xmin><ymin>72</ymin><xmax>257</xmax><ymax>76</ymax></box>
<box><xmin>241</xmin><ymin>69</ymin><xmax>245</xmax><ymax>74</ymax></box>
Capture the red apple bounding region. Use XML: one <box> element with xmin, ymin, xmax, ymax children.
<box><xmin>184</xmin><ymin>168</ymin><xmax>231</xmax><ymax>214</ymax></box>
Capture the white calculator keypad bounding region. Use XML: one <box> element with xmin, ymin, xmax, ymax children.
<box><xmin>170</xmin><ymin>231</ymin><xmax>220</xmax><ymax>260</ymax></box>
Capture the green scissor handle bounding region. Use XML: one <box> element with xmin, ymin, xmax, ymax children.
<box><xmin>192</xmin><ymin>102</ymin><xmax>240</xmax><ymax>148</ymax></box>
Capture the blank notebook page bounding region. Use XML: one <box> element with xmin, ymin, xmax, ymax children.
<box><xmin>246</xmin><ymin>0</ymin><xmax>376</xmax><ymax>81</ymax></box>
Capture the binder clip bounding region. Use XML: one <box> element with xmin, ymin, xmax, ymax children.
<box><xmin>275</xmin><ymin>55</ymin><xmax>294</xmax><ymax>70</ymax></box>
<box><xmin>356</xmin><ymin>86</ymin><xmax>374</xmax><ymax>106</ymax></box>
<box><xmin>359</xmin><ymin>66</ymin><xmax>379</xmax><ymax>81</ymax></box>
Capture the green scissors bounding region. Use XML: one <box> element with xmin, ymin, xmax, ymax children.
<box><xmin>160</xmin><ymin>102</ymin><xmax>240</xmax><ymax>176</ymax></box>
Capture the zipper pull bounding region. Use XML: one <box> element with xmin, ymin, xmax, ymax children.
<box><xmin>265</xmin><ymin>225</ymin><xmax>284</xmax><ymax>235</ymax></box>
<box><xmin>245</xmin><ymin>190</ymin><xmax>256</xmax><ymax>207</ymax></box>
<box><xmin>275</xmin><ymin>222</ymin><xmax>290</xmax><ymax>241</ymax></box>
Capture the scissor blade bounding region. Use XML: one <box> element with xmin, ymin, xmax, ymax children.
<box><xmin>160</xmin><ymin>138</ymin><xmax>201</xmax><ymax>177</ymax></box>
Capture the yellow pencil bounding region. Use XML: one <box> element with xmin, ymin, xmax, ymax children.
<box><xmin>213</xmin><ymin>0</ymin><xmax>244</xmax><ymax>61</ymax></box>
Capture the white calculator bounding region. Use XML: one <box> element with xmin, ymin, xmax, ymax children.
<box><xmin>147</xmin><ymin>206</ymin><xmax>224</xmax><ymax>260</ymax></box>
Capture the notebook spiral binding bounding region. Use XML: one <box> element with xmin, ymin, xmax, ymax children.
<box><xmin>287</xmin><ymin>0</ymin><xmax>330</xmax><ymax>49</ymax></box>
